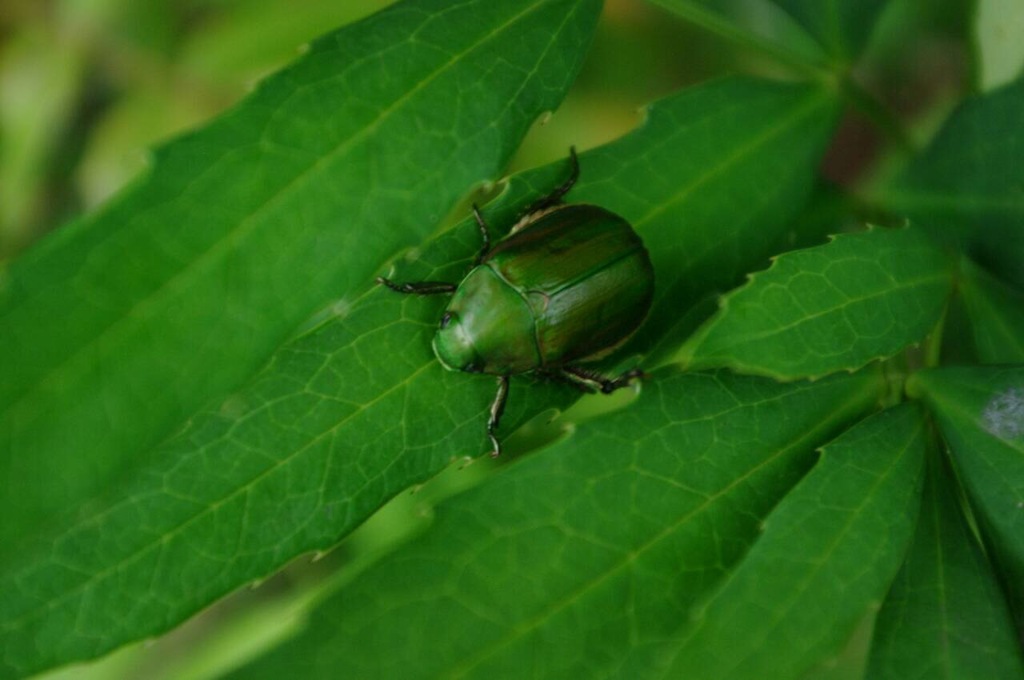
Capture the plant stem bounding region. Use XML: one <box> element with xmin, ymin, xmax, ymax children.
<box><xmin>922</xmin><ymin>302</ymin><xmax>948</xmax><ymax>369</ymax></box>
<box><xmin>649</xmin><ymin>0</ymin><xmax>832</xmax><ymax>80</ymax></box>
<box><xmin>654</xmin><ymin>1</ymin><xmax>916</xmax><ymax>158</ymax></box>
<box><xmin>839</xmin><ymin>75</ymin><xmax>915</xmax><ymax>154</ymax></box>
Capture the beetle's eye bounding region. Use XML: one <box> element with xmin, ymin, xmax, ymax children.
<box><xmin>439</xmin><ymin>311</ymin><xmax>454</xmax><ymax>329</ymax></box>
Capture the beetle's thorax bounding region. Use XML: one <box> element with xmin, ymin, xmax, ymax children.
<box><xmin>432</xmin><ymin>265</ymin><xmax>541</xmax><ymax>375</ymax></box>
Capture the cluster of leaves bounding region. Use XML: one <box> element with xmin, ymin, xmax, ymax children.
<box><xmin>1</xmin><ymin>0</ymin><xmax>1023</xmax><ymax>678</ymax></box>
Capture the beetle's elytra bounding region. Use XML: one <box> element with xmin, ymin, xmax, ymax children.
<box><xmin>378</xmin><ymin>148</ymin><xmax>654</xmax><ymax>456</ymax></box>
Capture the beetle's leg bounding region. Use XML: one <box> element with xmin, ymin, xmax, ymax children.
<box><xmin>472</xmin><ymin>203</ymin><xmax>491</xmax><ymax>264</ymax></box>
<box><xmin>487</xmin><ymin>375</ymin><xmax>510</xmax><ymax>457</ymax></box>
<box><xmin>559</xmin><ymin>365</ymin><xmax>644</xmax><ymax>394</ymax></box>
<box><xmin>523</xmin><ymin>146</ymin><xmax>580</xmax><ymax>215</ymax></box>
<box><xmin>539</xmin><ymin>368</ymin><xmax>598</xmax><ymax>394</ymax></box>
<box><xmin>376</xmin><ymin>277</ymin><xmax>457</xmax><ymax>295</ymax></box>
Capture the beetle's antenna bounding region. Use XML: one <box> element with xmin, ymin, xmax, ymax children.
<box><xmin>472</xmin><ymin>203</ymin><xmax>491</xmax><ymax>264</ymax></box>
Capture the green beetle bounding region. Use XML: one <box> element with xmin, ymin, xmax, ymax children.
<box><xmin>378</xmin><ymin>149</ymin><xmax>654</xmax><ymax>455</ymax></box>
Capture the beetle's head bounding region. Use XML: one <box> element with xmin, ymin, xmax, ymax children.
<box><xmin>432</xmin><ymin>310</ymin><xmax>485</xmax><ymax>374</ymax></box>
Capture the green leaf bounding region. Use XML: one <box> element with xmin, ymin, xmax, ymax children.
<box><xmin>959</xmin><ymin>258</ymin><xmax>1024</xmax><ymax>363</ymax></box>
<box><xmin>677</xmin><ymin>226</ymin><xmax>954</xmax><ymax>380</ymax></box>
<box><xmin>867</xmin><ymin>450</ymin><xmax>1024</xmax><ymax>680</ymax></box>
<box><xmin>768</xmin><ymin>0</ymin><xmax>888</xmax><ymax>60</ymax></box>
<box><xmin>908</xmin><ymin>366</ymin><xmax>1024</xmax><ymax>614</ymax></box>
<box><xmin>658</xmin><ymin>403</ymin><xmax>926</xmax><ymax>679</ymax></box>
<box><xmin>227</xmin><ymin>370</ymin><xmax>883</xmax><ymax>680</ymax></box>
<box><xmin>0</xmin><ymin>0</ymin><xmax>601</xmax><ymax>553</ymax></box>
<box><xmin>0</xmin><ymin>73</ymin><xmax>842</xmax><ymax>679</ymax></box>
<box><xmin>877</xmin><ymin>75</ymin><xmax>1024</xmax><ymax>288</ymax></box>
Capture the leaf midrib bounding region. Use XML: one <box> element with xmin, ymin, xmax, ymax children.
<box><xmin>877</xmin><ymin>188</ymin><xmax>1024</xmax><ymax>214</ymax></box>
<box><xmin>633</xmin><ymin>88</ymin><xmax>833</xmax><ymax>231</ymax></box>
<box><xmin>704</xmin><ymin>270</ymin><xmax>952</xmax><ymax>354</ymax></box>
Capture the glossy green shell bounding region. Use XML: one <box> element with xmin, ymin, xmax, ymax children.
<box><xmin>432</xmin><ymin>204</ymin><xmax>654</xmax><ymax>375</ymax></box>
